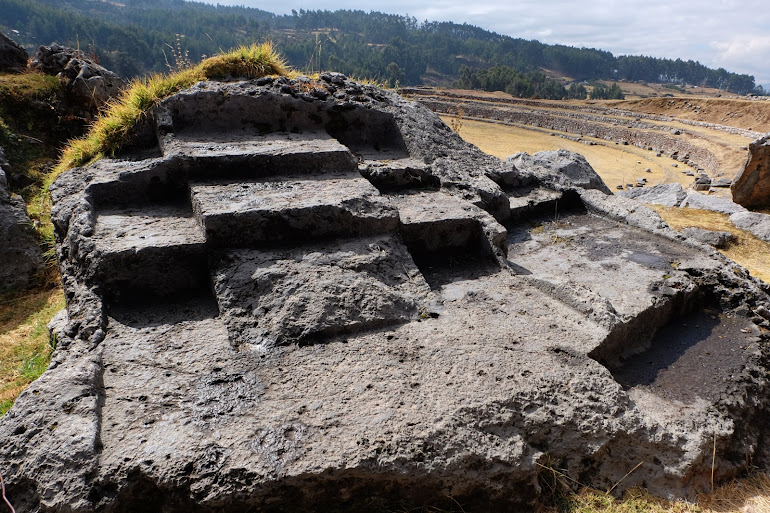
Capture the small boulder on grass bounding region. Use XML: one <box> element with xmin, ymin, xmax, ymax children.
<box><xmin>682</xmin><ymin>227</ymin><xmax>735</xmax><ymax>248</ymax></box>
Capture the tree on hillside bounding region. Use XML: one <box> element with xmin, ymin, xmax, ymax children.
<box><xmin>567</xmin><ymin>83</ymin><xmax>588</xmax><ymax>99</ymax></box>
<box><xmin>590</xmin><ymin>82</ymin><xmax>624</xmax><ymax>100</ymax></box>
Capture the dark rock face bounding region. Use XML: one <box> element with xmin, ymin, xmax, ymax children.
<box><xmin>1</xmin><ymin>76</ymin><xmax>770</xmax><ymax>512</ymax></box>
<box><xmin>30</xmin><ymin>44</ymin><xmax>125</xmax><ymax>115</ymax></box>
<box><xmin>0</xmin><ymin>31</ymin><xmax>28</xmax><ymax>73</ymax></box>
<box><xmin>0</xmin><ymin>150</ymin><xmax>43</xmax><ymax>291</ymax></box>
<box><xmin>732</xmin><ymin>133</ymin><xmax>770</xmax><ymax>207</ymax></box>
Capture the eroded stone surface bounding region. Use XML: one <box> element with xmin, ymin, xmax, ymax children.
<box><xmin>732</xmin><ymin>133</ymin><xmax>770</xmax><ymax>208</ymax></box>
<box><xmin>191</xmin><ymin>174</ymin><xmax>397</xmax><ymax>247</ymax></box>
<box><xmin>213</xmin><ymin>235</ymin><xmax>432</xmax><ymax>349</ymax></box>
<box><xmin>2</xmin><ymin>75</ymin><xmax>769</xmax><ymax>513</ymax></box>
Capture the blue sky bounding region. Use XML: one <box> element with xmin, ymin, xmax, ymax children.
<box><xmin>208</xmin><ymin>0</ymin><xmax>770</xmax><ymax>87</ymax></box>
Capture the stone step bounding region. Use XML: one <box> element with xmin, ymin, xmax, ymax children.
<box><xmin>90</xmin><ymin>206</ymin><xmax>208</xmax><ymax>303</ymax></box>
<box><xmin>394</xmin><ymin>192</ymin><xmax>507</xmax><ymax>256</ymax></box>
<box><xmin>392</xmin><ymin>192</ymin><xmax>506</xmax><ymax>287</ymax></box>
<box><xmin>86</xmin><ymin>132</ymin><xmax>358</xmax><ymax>208</ymax></box>
<box><xmin>358</xmin><ymin>157</ymin><xmax>439</xmax><ymax>191</ymax></box>
<box><xmin>160</xmin><ymin>130</ymin><xmax>359</xmax><ymax>176</ymax></box>
<box><xmin>190</xmin><ymin>174</ymin><xmax>399</xmax><ymax>247</ymax></box>
<box><xmin>212</xmin><ymin>235</ymin><xmax>432</xmax><ymax>349</ymax></box>
<box><xmin>508</xmin><ymin>188</ymin><xmax>563</xmax><ymax>220</ymax></box>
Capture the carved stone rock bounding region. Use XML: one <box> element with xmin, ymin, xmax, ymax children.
<box><xmin>1</xmin><ymin>76</ymin><xmax>769</xmax><ymax>512</ymax></box>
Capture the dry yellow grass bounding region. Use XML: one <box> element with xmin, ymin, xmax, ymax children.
<box><xmin>445</xmin><ymin>117</ymin><xmax>695</xmax><ymax>190</ymax></box>
<box><xmin>0</xmin><ymin>286</ymin><xmax>65</xmax><ymax>414</ymax></box>
<box><xmin>609</xmin><ymin>97</ymin><xmax>770</xmax><ymax>133</ymax></box>
<box><xmin>651</xmin><ymin>206</ymin><xmax>770</xmax><ymax>283</ymax></box>
<box><xmin>537</xmin><ymin>475</ymin><xmax>770</xmax><ymax>513</ymax></box>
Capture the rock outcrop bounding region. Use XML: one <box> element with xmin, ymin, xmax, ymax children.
<box><xmin>506</xmin><ymin>149</ymin><xmax>612</xmax><ymax>194</ymax></box>
<box><xmin>681</xmin><ymin>227</ymin><xmax>734</xmax><ymax>248</ymax></box>
<box><xmin>732</xmin><ymin>133</ymin><xmax>770</xmax><ymax>208</ymax></box>
<box><xmin>0</xmin><ymin>149</ymin><xmax>43</xmax><ymax>291</ymax></box>
<box><xmin>0</xmin><ymin>32</ymin><xmax>28</xmax><ymax>73</ymax></box>
<box><xmin>618</xmin><ymin>182</ymin><xmax>687</xmax><ymax>207</ymax></box>
<box><xmin>1</xmin><ymin>75</ymin><xmax>769</xmax><ymax>512</ymax></box>
<box><xmin>30</xmin><ymin>44</ymin><xmax>126</xmax><ymax>115</ymax></box>
<box><xmin>729</xmin><ymin>211</ymin><xmax>770</xmax><ymax>242</ymax></box>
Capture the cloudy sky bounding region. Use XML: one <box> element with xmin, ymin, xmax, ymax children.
<box><xmin>208</xmin><ymin>0</ymin><xmax>770</xmax><ymax>87</ymax></box>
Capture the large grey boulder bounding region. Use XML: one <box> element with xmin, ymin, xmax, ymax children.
<box><xmin>1</xmin><ymin>76</ymin><xmax>769</xmax><ymax>512</ymax></box>
<box><xmin>0</xmin><ymin>31</ymin><xmax>27</xmax><ymax>73</ymax></box>
<box><xmin>681</xmin><ymin>192</ymin><xmax>748</xmax><ymax>214</ymax></box>
<box><xmin>30</xmin><ymin>44</ymin><xmax>125</xmax><ymax>114</ymax></box>
<box><xmin>0</xmin><ymin>151</ymin><xmax>43</xmax><ymax>291</ymax></box>
<box><xmin>729</xmin><ymin>211</ymin><xmax>770</xmax><ymax>242</ymax></box>
<box><xmin>731</xmin><ymin>133</ymin><xmax>770</xmax><ymax>208</ymax></box>
<box><xmin>506</xmin><ymin>149</ymin><xmax>612</xmax><ymax>194</ymax></box>
<box><xmin>618</xmin><ymin>182</ymin><xmax>687</xmax><ymax>207</ymax></box>
<box><xmin>681</xmin><ymin>227</ymin><xmax>734</xmax><ymax>248</ymax></box>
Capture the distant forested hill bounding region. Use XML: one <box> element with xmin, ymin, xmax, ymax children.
<box><xmin>0</xmin><ymin>0</ymin><xmax>762</xmax><ymax>96</ymax></box>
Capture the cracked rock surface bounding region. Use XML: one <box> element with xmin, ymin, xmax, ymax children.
<box><xmin>1</xmin><ymin>75</ymin><xmax>769</xmax><ymax>512</ymax></box>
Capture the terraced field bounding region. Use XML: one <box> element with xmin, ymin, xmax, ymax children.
<box><xmin>405</xmin><ymin>88</ymin><xmax>769</xmax><ymax>194</ymax></box>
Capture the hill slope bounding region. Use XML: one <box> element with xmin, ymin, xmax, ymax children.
<box><xmin>0</xmin><ymin>0</ymin><xmax>762</xmax><ymax>95</ymax></box>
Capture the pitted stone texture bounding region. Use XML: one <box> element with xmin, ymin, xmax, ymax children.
<box><xmin>154</xmin><ymin>79</ymin><xmax>511</xmax><ymax>221</ymax></box>
<box><xmin>358</xmin><ymin>157</ymin><xmax>439</xmax><ymax>191</ymax></box>
<box><xmin>191</xmin><ymin>175</ymin><xmax>398</xmax><ymax>247</ymax></box>
<box><xmin>394</xmin><ymin>191</ymin><xmax>507</xmax><ymax>257</ymax></box>
<box><xmin>94</xmin><ymin>206</ymin><xmax>206</xmax><ymax>252</ymax></box>
<box><xmin>508</xmin><ymin>187</ymin><xmax>563</xmax><ymax>219</ymax></box>
<box><xmin>213</xmin><ymin>235</ymin><xmax>432</xmax><ymax>349</ymax></box>
<box><xmin>90</xmin><ymin>206</ymin><xmax>207</xmax><ymax>300</ymax></box>
<box><xmin>3</xmin><ymin>76</ymin><xmax>770</xmax><ymax>512</ymax></box>
<box><xmin>732</xmin><ymin>133</ymin><xmax>770</xmax><ymax>208</ymax></box>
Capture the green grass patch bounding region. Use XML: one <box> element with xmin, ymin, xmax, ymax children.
<box><xmin>0</xmin><ymin>72</ymin><xmax>61</xmax><ymax>114</ymax></box>
<box><xmin>0</xmin><ymin>286</ymin><xmax>65</xmax><ymax>415</ymax></box>
<box><xmin>51</xmin><ymin>42</ymin><xmax>288</xmax><ymax>183</ymax></box>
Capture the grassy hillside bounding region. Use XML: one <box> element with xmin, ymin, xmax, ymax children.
<box><xmin>0</xmin><ymin>0</ymin><xmax>763</xmax><ymax>95</ymax></box>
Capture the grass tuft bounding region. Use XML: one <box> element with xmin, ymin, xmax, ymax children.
<box><xmin>51</xmin><ymin>42</ymin><xmax>288</xmax><ymax>184</ymax></box>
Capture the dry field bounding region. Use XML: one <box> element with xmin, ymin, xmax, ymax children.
<box><xmin>442</xmin><ymin>117</ymin><xmax>695</xmax><ymax>191</ymax></box>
